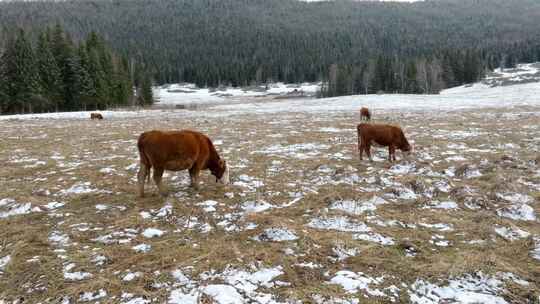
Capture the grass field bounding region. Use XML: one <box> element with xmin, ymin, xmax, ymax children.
<box><xmin>0</xmin><ymin>101</ymin><xmax>539</xmax><ymax>303</ymax></box>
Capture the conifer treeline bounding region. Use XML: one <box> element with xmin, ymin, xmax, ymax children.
<box><xmin>320</xmin><ymin>45</ymin><xmax>540</xmax><ymax>97</ymax></box>
<box><xmin>1</xmin><ymin>0</ymin><xmax>540</xmax><ymax>101</ymax></box>
<box><xmin>0</xmin><ymin>25</ymin><xmax>153</xmax><ymax>114</ymax></box>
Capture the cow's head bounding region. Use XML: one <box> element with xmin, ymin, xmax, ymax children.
<box><xmin>212</xmin><ymin>159</ymin><xmax>230</xmax><ymax>185</ymax></box>
<box><xmin>399</xmin><ymin>132</ymin><xmax>412</xmax><ymax>155</ymax></box>
<box><xmin>401</xmin><ymin>142</ymin><xmax>412</xmax><ymax>153</ymax></box>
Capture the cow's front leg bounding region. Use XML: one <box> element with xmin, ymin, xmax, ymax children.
<box><xmin>388</xmin><ymin>145</ymin><xmax>396</xmax><ymax>162</ymax></box>
<box><xmin>189</xmin><ymin>167</ymin><xmax>200</xmax><ymax>190</ymax></box>
<box><xmin>153</xmin><ymin>167</ymin><xmax>167</xmax><ymax>197</ymax></box>
<box><xmin>365</xmin><ymin>143</ymin><xmax>373</xmax><ymax>162</ymax></box>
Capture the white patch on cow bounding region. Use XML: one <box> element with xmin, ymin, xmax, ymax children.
<box><xmin>220</xmin><ymin>165</ymin><xmax>230</xmax><ymax>185</ymax></box>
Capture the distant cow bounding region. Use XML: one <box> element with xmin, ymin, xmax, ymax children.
<box><xmin>137</xmin><ymin>130</ymin><xmax>229</xmax><ymax>197</ymax></box>
<box><xmin>360</xmin><ymin>107</ymin><xmax>371</xmax><ymax>121</ymax></box>
<box><xmin>357</xmin><ymin>123</ymin><xmax>411</xmax><ymax>162</ymax></box>
<box><xmin>90</xmin><ymin>113</ymin><xmax>103</xmax><ymax>120</ymax></box>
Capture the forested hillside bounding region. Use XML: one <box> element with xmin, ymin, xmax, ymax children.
<box><xmin>1</xmin><ymin>0</ymin><xmax>540</xmax><ymax>98</ymax></box>
<box><xmin>0</xmin><ymin>25</ymin><xmax>155</xmax><ymax>114</ymax></box>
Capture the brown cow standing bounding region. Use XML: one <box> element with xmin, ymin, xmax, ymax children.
<box><xmin>90</xmin><ymin>113</ymin><xmax>103</xmax><ymax>120</ymax></box>
<box><xmin>137</xmin><ymin>130</ymin><xmax>229</xmax><ymax>197</ymax></box>
<box><xmin>357</xmin><ymin>123</ymin><xmax>411</xmax><ymax>162</ymax></box>
<box><xmin>359</xmin><ymin>107</ymin><xmax>371</xmax><ymax>121</ymax></box>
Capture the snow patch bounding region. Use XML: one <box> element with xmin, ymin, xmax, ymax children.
<box><xmin>0</xmin><ymin>255</ymin><xmax>11</xmax><ymax>272</ymax></box>
<box><xmin>241</xmin><ymin>200</ymin><xmax>274</xmax><ymax>213</ymax></box>
<box><xmin>353</xmin><ymin>233</ymin><xmax>395</xmax><ymax>246</ymax></box>
<box><xmin>58</xmin><ymin>182</ymin><xmax>100</xmax><ymax>195</ymax></box>
<box><xmin>79</xmin><ymin>289</ymin><xmax>107</xmax><ymax>302</ymax></box>
<box><xmin>142</xmin><ymin>228</ymin><xmax>166</xmax><ymax>238</ymax></box>
<box><xmin>497</xmin><ymin>204</ymin><xmax>536</xmax><ymax>221</ymax></box>
<box><xmin>329</xmin><ymin>196</ymin><xmax>388</xmax><ymax>215</ymax></box>
<box><xmin>329</xmin><ymin>271</ymin><xmax>385</xmax><ymax>297</ymax></box>
<box><xmin>132</xmin><ymin>244</ymin><xmax>152</xmax><ymax>253</ymax></box>
<box><xmin>494</xmin><ymin>226</ymin><xmax>530</xmax><ymax>241</ymax></box>
<box><xmin>253</xmin><ymin>228</ymin><xmax>298</xmax><ymax>242</ymax></box>
<box><xmin>408</xmin><ymin>272</ymin><xmax>509</xmax><ymax>304</ymax></box>
<box><xmin>307</xmin><ymin>216</ymin><xmax>371</xmax><ymax>233</ymax></box>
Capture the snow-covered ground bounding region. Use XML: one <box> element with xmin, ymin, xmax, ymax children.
<box><xmin>1</xmin><ymin>63</ymin><xmax>539</xmax><ymax>121</ymax></box>
<box><xmin>484</xmin><ymin>62</ymin><xmax>540</xmax><ymax>87</ymax></box>
<box><xmin>153</xmin><ymin>82</ymin><xmax>320</xmax><ymax>106</ymax></box>
<box><xmin>213</xmin><ymin>78</ymin><xmax>540</xmax><ymax>115</ymax></box>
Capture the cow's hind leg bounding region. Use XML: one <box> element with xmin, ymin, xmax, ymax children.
<box><xmin>365</xmin><ymin>143</ymin><xmax>372</xmax><ymax>162</ymax></box>
<box><xmin>358</xmin><ymin>135</ymin><xmax>363</xmax><ymax>160</ymax></box>
<box><xmin>153</xmin><ymin>167</ymin><xmax>167</xmax><ymax>197</ymax></box>
<box><xmin>137</xmin><ymin>163</ymin><xmax>150</xmax><ymax>197</ymax></box>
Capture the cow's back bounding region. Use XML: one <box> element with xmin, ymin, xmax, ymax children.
<box><xmin>138</xmin><ymin>130</ymin><xmax>210</xmax><ymax>168</ymax></box>
<box><xmin>358</xmin><ymin>123</ymin><xmax>402</xmax><ymax>146</ymax></box>
<box><xmin>360</xmin><ymin>107</ymin><xmax>370</xmax><ymax>119</ymax></box>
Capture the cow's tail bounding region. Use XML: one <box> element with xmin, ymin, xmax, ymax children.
<box><xmin>137</xmin><ymin>135</ymin><xmax>152</xmax><ymax>183</ymax></box>
<box><xmin>357</xmin><ymin>123</ymin><xmax>365</xmax><ymax>139</ymax></box>
<box><xmin>357</xmin><ymin>124</ymin><xmax>363</xmax><ymax>150</ymax></box>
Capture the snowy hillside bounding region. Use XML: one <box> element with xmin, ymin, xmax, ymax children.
<box><xmin>152</xmin><ymin>82</ymin><xmax>320</xmax><ymax>107</ymax></box>
<box><xmin>483</xmin><ymin>62</ymin><xmax>540</xmax><ymax>87</ymax></box>
<box><xmin>151</xmin><ymin>62</ymin><xmax>540</xmax><ymax>109</ymax></box>
<box><xmin>1</xmin><ymin>62</ymin><xmax>540</xmax><ymax>121</ymax></box>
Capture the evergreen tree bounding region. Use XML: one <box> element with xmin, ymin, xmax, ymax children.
<box><xmin>405</xmin><ymin>60</ymin><xmax>419</xmax><ymax>93</ymax></box>
<box><xmin>51</xmin><ymin>24</ymin><xmax>72</xmax><ymax>110</ymax></box>
<box><xmin>77</xmin><ymin>44</ymin><xmax>97</xmax><ymax>110</ymax></box>
<box><xmin>0</xmin><ymin>0</ymin><xmax>539</xmax><ymax>95</ymax></box>
<box><xmin>0</xmin><ymin>73</ymin><xmax>8</xmax><ymax>113</ymax></box>
<box><xmin>36</xmin><ymin>31</ymin><xmax>63</xmax><ymax>112</ymax></box>
<box><xmin>372</xmin><ymin>56</ymin><xmax>387</xmax><ymax>93</ymax></box>
<box><xmin>112</xmin><ymin>56</ymin><xmax>133</xmax><ymax>107</ymax></box>
<box><xmin>138</xmin><ymin>74</ymin><xmax>153</xmax><ymax>106</ymax></box>
<box><xmin>2</xmin><ymin>29</ymin><xmax>42</xmax><ymax>113</ymax></box>
<box><xmin>0</xmin><ymin>26</ymin><xmax>140</xmax><ymax>114</ymax></box>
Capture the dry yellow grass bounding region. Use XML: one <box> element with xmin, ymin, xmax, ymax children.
<box><xmin>0</xmin><ymin>105</ymin><xmax>539</xmax><ymax>303</ymax></box>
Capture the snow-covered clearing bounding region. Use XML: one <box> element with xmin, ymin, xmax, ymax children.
<box><xmin>153</xmin><ymin>82</ymin><xmax>320</xmax><ymax>106</ymax></box>
<box><xmin>0</xmin><ymin>64</ymin><xmax>538</xmax><ymax>121</ymax></box>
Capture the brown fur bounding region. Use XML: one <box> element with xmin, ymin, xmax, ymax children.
<box><xmin>360</xmin><ymin>107</ymin><xmax>371</xmax><ymax>121</ymax></box>
<box><xmin>357</xmin><ymin>123</ymin><xmax>411</xmax><ymax>162</ymax></box>
<box><xmin>90</xmin><ymin>113</ymin><xmax>103</xmax><ymax>120</ymax></box>
<box><xmin>137</xmin><ymin>130</ymin><xmax>228</xmax><ymax>197</ymax></box>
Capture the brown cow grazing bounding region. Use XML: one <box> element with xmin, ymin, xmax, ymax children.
<box><xmin>357</xmin><ymin>123</ymin><xmax>411</xmax><ymax>162</ymax></box>
<box><xmin>360</xmin><ymin>107</ymin><xmax>371</xmax><ymax>121</ymax></box>
<box><xmin>90</xmin><ymin>113</ymin><xmax>103</xmax><ymax>120</ymax></box>
<box><xmin>137</xmin><ymin>130</ymin><xmax>229</xmax><ymax>197</ymax></box>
